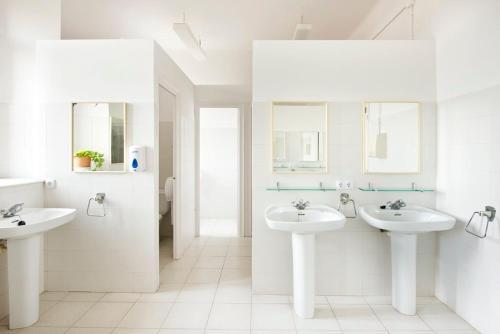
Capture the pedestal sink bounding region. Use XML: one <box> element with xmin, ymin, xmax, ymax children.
<box><xmin>0</xmin><ymin>208</ymin><xmax>76</xmax><ymax>329</ymax></box>
<box><xmin>265</xmin><ymin>204</ymin><xmax>345</xmax><ymax>318</ymax></box>
<box><xmin>359</xmin><ymin>204</ymin><xmax>455</xmax><ymax>315</ymax></box>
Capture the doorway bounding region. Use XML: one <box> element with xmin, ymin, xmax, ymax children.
<box><xmin>198</xmin><ymin>107</ymin><xmax>241</xmax><ymax>237</ymax></box>
<box><xmin>158</xmin><ymin>85</ymin><xmax>176</xmax><ymax>268</ymax></box>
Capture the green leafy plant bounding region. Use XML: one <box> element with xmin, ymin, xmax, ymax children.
<box><xmin>74</xmin><ymin>150</ymin><xmax>105</xmax><ymax>171</ymax></box>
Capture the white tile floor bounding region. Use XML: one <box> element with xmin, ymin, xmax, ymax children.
<box><xmin>0</xmin><ymin>221</ymin><xmax>479</xmax><ymax>333</ymax></box>
<box><xmin>199</xmin><ymin>219</ymin><xmax>239</xmax><ymax>238</ymax></box>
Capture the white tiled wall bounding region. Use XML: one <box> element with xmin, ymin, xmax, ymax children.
<box><xmin>0</xmin><ymin>1</ymin><xmax>60</xmax><ymax>178</ymax></box>
<box><xmin>252</xmin><ymin>101</ymin><xmax>437</xmax><ymax>296</ymax></box>
<box><xmin>0</xmin><ymin>181</ymin><xmax>44</xmax><ymax>318</ymax></box>
<box><xmin>436</xmin><ymin>84</ymin><xmax>500</xmax><ymax>334</ymax></box>
<box><xmin>37</xmin><ymin>40</ymin><xmax>158</xmax><ymax>293</ymax></box>
<box><xmin>42</xmin><ymin>102</ymin><xmax>158</xmax><ymax>292</ymax></box>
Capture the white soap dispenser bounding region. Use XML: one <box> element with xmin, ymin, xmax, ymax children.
<box><xmin>129</xmin><ymin>145</ymin><xmax>146</xmax><ymax>172</ymax></box>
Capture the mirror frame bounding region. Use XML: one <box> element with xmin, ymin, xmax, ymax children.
<box><xmin>71</xmin><ymin>102</ymin><xmax>128</xmax><ymax>173</ymax></box>
<box><xmin>362</xmin><ymin>101</ymin><xmax>421</xmax><ymax>175</ymax></box>
<box><xmin>271</xmin><ymin>101</ymin><xmax>328</xmax><ymax>174</ymax></box>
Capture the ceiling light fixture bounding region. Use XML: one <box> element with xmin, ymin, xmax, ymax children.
<box><xmin>293</xmin><ymin>15</ymin><xmax>312</xmax><ymax>40</ymax></box>
<box><xmin>173</xmin><ymin>13</ymin><xmax>207</xmax><ymax>61</ymax></box>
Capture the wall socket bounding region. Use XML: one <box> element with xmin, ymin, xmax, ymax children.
<box><xmin>336</xmin><ymin>180</ymin><xmax>353</xmax><ymax>190</ymax></box>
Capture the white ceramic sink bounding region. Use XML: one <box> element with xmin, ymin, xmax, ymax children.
<box><xmin>265</xmin><ymin>205</ymin><xmax>345</xmax><ymax>233</ymax></box>
<box><xmin>359</xmin><ymin>205</ymin><xmax>455</xmax><ymax>233</ymax></box>
<box><xmin>265</xmin><ymin>204</ymin><xmax>345</xmax><ymax>318</ymax></box>
<box><xmin>1</xmin><ymin>208</ymin><xmax>76</xmax><ymax>329</ymax></box>
<box><xmin>359</xmin><ymin>204</ymin><xmax>456</xmax><ymax>316</ymax></box>
<box><xmin>0</xmin><ymin>208</ymin><xmax>76</xmax><ymax>239</ymax></box>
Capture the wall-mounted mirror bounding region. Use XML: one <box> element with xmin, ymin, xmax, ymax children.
<box><xmin>363</xmin><ymin>102</ymin><xmax>420</xmax><ymax>174</ymax></box>
<box><xmin>272</xmin><ymin>102</ymin><xmax>327</xmax><ymax>173</ymax></box>
<box><xmin>72</xmin><ymin>102</ymin><xmax>126</xmax><ymax>172</ymax></box>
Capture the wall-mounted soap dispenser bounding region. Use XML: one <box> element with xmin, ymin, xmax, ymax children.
<box><xmin>129</xmin><ymin>145</ymin><xmax>146</xmax><ymax>172</ymax></box>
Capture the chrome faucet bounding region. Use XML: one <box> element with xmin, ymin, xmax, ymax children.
<box><xmin>1</xmin><ymin>203</ymin><xmax>24</xmax><ymax>218</ymax></box>
<box><xmin>291</xmin><ymin>199</ymin><xmax>310</xmax><ymax>210</ymax></box>
<box><xmin>387</xmin><ymin>199</ymin><xmax>406</xmax><ymax>210</ymax></box>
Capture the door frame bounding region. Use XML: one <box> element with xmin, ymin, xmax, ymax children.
<box><xmin>158</xmin><ymin>83</ymin><xmax>182</xmax><ymax>260</ymax></box>
<box><xmin>195</xmin><ymin>104</ymin><xmax>245</xmax><ymax>237</ymax></box>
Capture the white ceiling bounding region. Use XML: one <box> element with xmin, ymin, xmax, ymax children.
<box><xmin>61</xmin><ymin>0</ymin><xmax>378</xmax><ymax>85</ymax></box>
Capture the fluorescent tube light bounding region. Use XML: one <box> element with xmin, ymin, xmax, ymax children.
<box><xmin>173</xmin><ymin>22</ymin><xmax>207</xmax><ymax>61</ymax></box>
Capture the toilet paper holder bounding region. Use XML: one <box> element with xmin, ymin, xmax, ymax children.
<box><xmin>465</xmin><ymin>206</ymin><xmax>496</xmax><ymax>238</ymax></box>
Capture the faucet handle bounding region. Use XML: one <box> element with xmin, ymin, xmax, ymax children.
<box><xmin>9</xmin><ymin>203</ymin><xmax>24</xmax><ymax>212</ymax></box>
<box><xmin>291</xmin><ymin>199</ymin><xmax>310</xmax><ymax>210</ymax></box>
<box><xmin>1</xmin><ymin>203</ymin><xmax>23</xmax><ymax>218</ymax></box>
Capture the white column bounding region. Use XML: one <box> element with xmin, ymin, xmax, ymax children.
<box><xmin>7</xmin><ymin>235</ymin><xmax>41</xmax><ymax>329</ymax></box>
<box><xmin>292</xmin><ymin>233</ymin><xmax>315</xmax><ymax>318</ymax></box>
<box><xmin>391</xmin><ymin>232</ymin><xmax>417</xmax><ymax>315</ymax></box>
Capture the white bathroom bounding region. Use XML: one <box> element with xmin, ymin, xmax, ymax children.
<box><xmin>0</xmin><ymin>0</ymin><xmax>499</xmax><ymax>333</ymax></box>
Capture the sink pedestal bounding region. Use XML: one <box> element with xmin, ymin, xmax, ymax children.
<box><xmin>292</xmin><ymin>233</ymin><xmax>315</xmax><ymax>318</ymax></box>
<box><xmin>7</xmin><ymin>235</ymin><xmax>41</xmax><ymax>329</ymax></box>
<box><xmin>265</xmin><ymin>204</ymin><xmax>346</xmax><ymax>318</ymax></box>
<box><xmin>391</xmin><ymin>233</ymin><xmax>417</xmax><ymax>315</ymax></box>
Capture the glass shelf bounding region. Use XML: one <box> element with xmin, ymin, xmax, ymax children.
<box><xmin>358</xmin><ymin>187</ymin><xmax>434</xmax><ymax>192</ymax></box>
<box><xmin>266</xmin><ymin>186</ymin><xmax>337</xmax><ymax>192</ymax></box>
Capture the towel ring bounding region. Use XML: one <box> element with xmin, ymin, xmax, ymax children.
<box><xmin>465</xmin><ymin>206</ymin><xmax>496</xmax><ymax>238</ymax></box>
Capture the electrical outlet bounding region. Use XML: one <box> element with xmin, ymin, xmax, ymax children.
<box><xmin>344</xmin><ymin>180</ymin><xmax>353</xmax><ymax>190</ymax></box>
<box><xmin>335</xmin><ymin>180</ymin><xmax>343</xmax><ymax>190</ymax></box>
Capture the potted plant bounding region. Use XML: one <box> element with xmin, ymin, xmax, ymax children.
<box><xmin>74</xmin><ymin>150</ymin><xmax>105</xmax><ymax>171</ymax></box>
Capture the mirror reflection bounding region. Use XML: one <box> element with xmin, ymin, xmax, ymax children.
<box><xmin>72</xmin><ymin>102</ymin><xmax>126</xmax><ymax>172</ymax></box>
<box><xmin>272</xmin><ymin>102</ymin><xmax>327</xmax><ymax>173</ymax></box>
<box><xmin>363</xmin><ymin>102</ymin><xmax>420</xmax><ymax>174</ymax></box>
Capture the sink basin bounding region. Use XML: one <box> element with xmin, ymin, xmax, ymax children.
<box><xmin>265</xmin><ymin>204</ymin><xmax>345</xmax><ymax>318</ymax></box>
<box><xmin>359</xmin><ymin>204</ymin><xmax>456</xmax><ymax>316</ymax></box>
<box><xmin>0</xmin><ymin>208</ymin><xmax>77</xmax><ymax>239</ymax></box>
<box><xmin>265</xmin><ymin>205</ymin><xmax>345</xmax><ymax>233</ymax></box>
<box><xmin>359</xmin><ymin>204</ymin><xmax>455</xmax><ymax>233</ymax></box>
<box><xmin>1</xmin><ymin>208</ymin><xmax>76</xmax><ymax>329</ymax></box>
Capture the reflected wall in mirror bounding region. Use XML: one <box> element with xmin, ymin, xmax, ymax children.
<box><xmin>72</xmin><ymin>102</ymin><xmax>127</xmax><ymax>172</ymax></box>
<box><xmin>272</xmin><ymin>102</ymin><xmax>327</xmax><ymax>173</ymax></box>
<box><xmin>363</xmin><ymin>102</ymin><xmax>420</xmax><ymax>174</ymax></box>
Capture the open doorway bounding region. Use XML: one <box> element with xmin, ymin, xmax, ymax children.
<box><xmin>158</xmin><ymin>85</ymin><xmax>176</xmax><ymax>269</ymax></box>
<box><xmin>198</xmin><ymin>107</ymin><xmax>241</xmax><ymax>237</ymax></box>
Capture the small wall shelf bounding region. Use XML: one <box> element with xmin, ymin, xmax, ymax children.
<box><xmin>358</xmin><ymin>187</ymin><xmax>434</xmax><ymax>193</ymax></box>
<box><xmin>266</xmin><ymin>182</ymin><xmax>336</xmax><ymax>192</ymax></box>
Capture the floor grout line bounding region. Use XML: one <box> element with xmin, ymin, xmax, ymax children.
<box><xmin>366</xmin><ymin>299</ymin><xmax>390</xmax><ymax>334</ymax></box>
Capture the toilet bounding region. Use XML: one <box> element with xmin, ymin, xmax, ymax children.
<box><xmin>159</xmin><ymin>176</ymin><xmax>174</xmax><ymax>220</ymax></box>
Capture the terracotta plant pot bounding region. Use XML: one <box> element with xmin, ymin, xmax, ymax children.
<box><xmin>74</xmin><ymin>156</ymin><xmax>91</xmax><ymax>168</ymax></box>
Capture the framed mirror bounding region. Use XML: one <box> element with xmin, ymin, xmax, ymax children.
<box><xmin>363</xmin><ymin>102</ymin><xmax>420</xmax><ymax>174</ymax></box>
<box><xmin>72</xmin><ymin>102</ymin><xmax>127</xmax><ymax>172</ymax></box>
<box><xmin>272</xmin><ymin>102</ymin><xmax>327</xmax><ymax>173</ymax></box>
